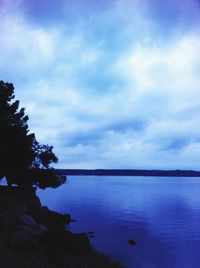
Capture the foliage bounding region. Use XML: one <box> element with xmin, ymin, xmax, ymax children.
<box><xmin>0</xmin><ymin>80</ymin><xmax>66</xmax><ymax>188</ymax></box>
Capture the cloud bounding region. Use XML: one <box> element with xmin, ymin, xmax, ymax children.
<box><xmin>0</xmin><ymin>17</ymin><xmax>55</xmax><ymax>76</ymax></box>
<box><xmin>0</xmin><ymin>0</ymin><xmax>200</xmax><ymax>169</ymax></box>
<box><xmin>114</xmin><ymin>34</ymin><xmax>200</xmax><ymax>120</ymax></box>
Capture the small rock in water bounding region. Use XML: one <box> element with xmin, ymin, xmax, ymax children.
<box><xmin>128</xmin><ymin>239</ymin><xmax>136</xmax><ymax>246</ymax></box>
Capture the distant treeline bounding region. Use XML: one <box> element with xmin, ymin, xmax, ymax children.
<box><xmin>56</xmin><ymin>169</ymin><xmax>200</xmax><ymax>177</ymax></box>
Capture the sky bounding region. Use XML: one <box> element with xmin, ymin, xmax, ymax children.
<box><xmin>1</xmin><ymin>0</ymin><xmax>200</xmax><ymax>170</ymax></box>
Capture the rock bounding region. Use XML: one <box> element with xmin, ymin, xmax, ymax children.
<box><xmin>62</xmin><ymin>213</ymin><xmax>71</xmax><ymax>223</ymax></box>
<box><xmin>17</xmin><ymin>225</ymin><xmax>38</xmax><ymax>238</ymax></box>
<box><xmin>39</xmin><ymin>228</ymin><xmax>71</xmax><ymax>246</ymax></box>
<box><xmin>28</xmin><ymin>195</ymin><xmax>42</xmax><ymax>209</ymax></box>
<box><xmin>44</xmin><ymin>209</ymin><xmax>69</xmax><ymax>225</ymax></box>
<box><xmin>45</xmin><ymin>245</ymin><xmax>66</xmax><ymax>266</ymax></box>
<box><xmin>18</xmin><ymin>214</ymin><xmax>38</xmax><ymax>229</ymax></box>
<box><xmin>64</xmin><ymin>232</ymin><xmax>91</xmax><ymax>253</ymax></box>
<box><xmin>39</xmin><ymin>228</ymin><xmax>91</xmax><ymax>254</ymax></box>
<box><xmin>17</xmin><ymin>223</ymin><xmax>49</xmax><ymax>239</ymax></box>
<box><xmin>28</xmin><ymin>205</ymin><xmax>71</xmax><ymax>228</ymax></box>
<box><xmin>35</xmin><ymin>224</ymin><xmax>49</xmax><ymax>236</ymax></box>
<box><xmin>9</xmin><ymin>232</ymin><xmax>38</xmax><ymax>251</ymax></box>
<box><xmin>128</xmin><ymin>239</ymin><xmax>136</xmax><ymax>246</ymax></box>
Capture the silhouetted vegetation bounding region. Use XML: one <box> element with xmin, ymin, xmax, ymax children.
<box><xmin>0</xmin><ymin>81</ymin><xmax>66</xmax><ymax>188</ymax></box>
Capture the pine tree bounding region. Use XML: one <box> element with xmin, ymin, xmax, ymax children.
<box><xmin>0</xmin><ymin>81</ymin><xmax>66</xmax><ymax>188</ymax></box>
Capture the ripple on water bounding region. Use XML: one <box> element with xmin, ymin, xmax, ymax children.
<box><xmin>38</xmin><ymin>176</ymin><xmax>200</xmax><ymax>268</ymax></box>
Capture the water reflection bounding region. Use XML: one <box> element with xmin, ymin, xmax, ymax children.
<box><xmin>38</xmin><ymin>176</ymin><xmax>200</xmax><ymax>268</ymax></box>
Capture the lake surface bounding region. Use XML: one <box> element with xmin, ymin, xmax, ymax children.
<box><xmin>37</xmin><ymin>176</ymin><xmax>200</xmax><ymax>268</ymax></box>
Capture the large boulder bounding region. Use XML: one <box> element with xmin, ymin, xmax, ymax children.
<box><xmin>28</xmin><ymin>205</ymin><xmax>71</xmax><ymax>228</ymax></box>
<box><xmin>17</xmin><ymin>223</ymin><xmax>48</xmax><ymax>238</ymax></box>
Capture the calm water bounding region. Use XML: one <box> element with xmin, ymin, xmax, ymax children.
<box><xmin>37</xmin><ymin>176</ymin><xmax>200</xmax><ymax>268</ymax></box>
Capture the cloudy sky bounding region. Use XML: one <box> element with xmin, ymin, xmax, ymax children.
<box><xmin>1</xmin><ymin>0</ymin><xmax>200</xmax><ymax>169</ymax></box>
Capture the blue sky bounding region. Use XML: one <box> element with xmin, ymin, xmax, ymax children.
<box><xmin>1</xmin><ymin>0</ymin><xmax>200</xmax><ymax>169</ymax></box>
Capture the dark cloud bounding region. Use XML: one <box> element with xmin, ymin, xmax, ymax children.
<box><xmin>109</xmin><ymin>120</ymin><xmax>146</xmax><ymax>133</ymax></box>
<box><xmin>19</xmin><ymin>0</ymin><xmax>115</xmax><ymax>26</ymax></box>
<box><xmin>61</xmin><ymin>119</ymin><xmax>146</xmax><ymax>147</ymax></box>
<box><xmin>64</xmin><ymin>132</ymin><xmax>103</xmax><ymax>147</ymax></box>
<box><xmin>148</xmin><ymin>0</ymin><xmax>200</xmax><ymax>35</ymax></box>
<box><xmin>160</xmin><ymin>138</ymin><xmax>190</xmax><ymax>151</ymax></box>
<box><xmin>20</xmin><ymin>0</ymin><xmax>67</xmax><ymax>25</ymax></box>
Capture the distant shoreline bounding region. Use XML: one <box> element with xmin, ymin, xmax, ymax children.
<box><xmin>56</xmin><ymin>169</ymin><xmax>200</xmax><ymax>177</ymax></box>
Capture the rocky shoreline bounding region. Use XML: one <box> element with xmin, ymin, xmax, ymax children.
<box><xmin>0</xmin><ymin>186</ymin><xmax>122</xmax><ymax>267</ymax></box>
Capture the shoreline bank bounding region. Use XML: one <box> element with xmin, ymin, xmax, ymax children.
<box><xmin>56</xmin><ymin>169</ymin><xmax>200</xmax><ymax>177</ymax></box>
<box><xmin>0</xmin><ymin>186</ymin><xmax>122</xmax><ymax>268</ymax></box>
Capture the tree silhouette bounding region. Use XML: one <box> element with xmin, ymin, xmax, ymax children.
<box><xmin>0</xmin><ymin>80</ymin><xmax>66</xmax><ymax>188</ymax></box>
